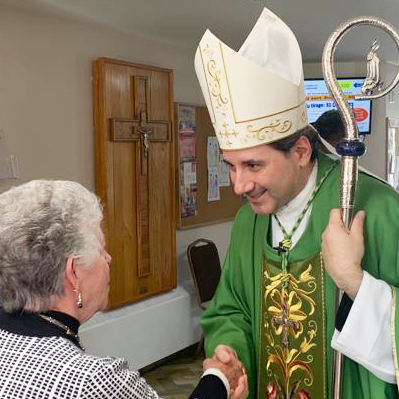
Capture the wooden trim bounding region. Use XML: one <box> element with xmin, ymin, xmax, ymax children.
<box><xmin>97</xmin><ymin>57</ymin><xmax>173</xmax><ymax>74</ymax></box>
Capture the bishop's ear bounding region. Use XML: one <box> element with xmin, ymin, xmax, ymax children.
<box><xmin>292</xmin><ymin>135</ymin><xmax>313</xmax><ymax>167</ymax></box>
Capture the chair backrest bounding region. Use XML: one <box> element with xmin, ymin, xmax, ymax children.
<box><xmin>187</xmin><ymin>238</ymin><xmax>222</xmax><ymax>309</ymax></box>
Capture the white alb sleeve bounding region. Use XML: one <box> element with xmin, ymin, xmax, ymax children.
<box><xmin>331</xmin><ymin>271</ymin><xmax>396</xmax><ymax>383</ymax></box>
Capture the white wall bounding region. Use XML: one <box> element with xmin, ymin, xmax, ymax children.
<box><xmin>0</xmin><ymin>6</ymin><xmax>201</xmax><ymax>191</ymax></box>
<box><xmin>0</xmin><ymin>5</ymin><xmax>233</xmax><ymax>369</ymax></box>
<box><xmin>386</xmin><ymin>62</ymin><xmax>399</xmax><ymax>120</ymax></box>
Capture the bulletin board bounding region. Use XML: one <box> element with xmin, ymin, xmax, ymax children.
<box><xmin>175</xmin><ymin>103</ymin><xmax>243</xmax><ymax>229</ymax></box>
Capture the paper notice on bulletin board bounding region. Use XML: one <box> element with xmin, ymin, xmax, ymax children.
<box><xmin>180</xmin><ymin>161</ymin><xmax>197</xmax><ymax>217</ymax></box>
<box><xmin>178</xmin><ymin>105</ymin><xmax>196</xmax><ymax>161</ymax></box>
<box><xmin>207</xmin><ymin>168</ymin><xmax>220</xmax><ymax>202</ymax></box>
<box><xmin>179</xmin><ymin>132</ymin><xmax>196</xmax><ymax>161</ymax></box>
<box><xmin>207</xmin><ymin>137</ymin><xmax>219</xmax><ymax>169</ymax></box>
<box><xmin>178</xmin><ymin>104</ymin><xmax>198</xmax><ymax>217</ymax></box>
<box><xmin>207</xmin><ymin>137</ymin><xmax>221</xmax><ymax>201</ymax></box>
<box><xmin>219</xmin><ymin>154</ymin><xmax>230</xmax><ymax>187</ymax></box>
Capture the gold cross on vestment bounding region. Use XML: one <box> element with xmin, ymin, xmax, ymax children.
<box><xmin>272</xmin><ymin>300</ymin><xmax>299</xmax><ymax>348</ymax></box>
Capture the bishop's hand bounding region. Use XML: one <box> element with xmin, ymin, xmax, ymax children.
<box><xmin>321</xmin><ymin>209</ymin><xmax>365</xmax><ymax>300</ymax></box>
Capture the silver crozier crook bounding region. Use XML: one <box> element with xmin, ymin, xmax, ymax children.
<box><xmin>322</xmin><ymin>16</ymin><xmax>399</xmax><ymax>399</ymax></box>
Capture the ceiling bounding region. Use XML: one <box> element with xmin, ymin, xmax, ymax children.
<box><xmin>2</xmin><ymin>0</ymin><xmax>399</xmax><ymax>64</ymax></box>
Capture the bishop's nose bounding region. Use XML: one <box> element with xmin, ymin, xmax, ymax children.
<box><xmin>231</xmin><ymin>170</ymin><xmax>255</xmax><ymax>196</ymax></box>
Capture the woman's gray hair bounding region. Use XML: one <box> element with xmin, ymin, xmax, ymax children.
<box><xmin>0</xmin><ymin>180</ymin><xmax>103</xmax><ymax>313</ymax></box>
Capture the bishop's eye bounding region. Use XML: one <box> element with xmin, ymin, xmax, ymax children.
<box><xmin>223</xmin><ymin>161</ymin><xmax>235</xmax><ymax>172</ymax></box>
<box><xmin>247</xmin><ymin>162</ymin><xmax>261</xmax><ymax>171</ymax></box>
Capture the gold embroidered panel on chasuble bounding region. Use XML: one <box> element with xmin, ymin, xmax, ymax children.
<box><xmin>258</xmin><ymin>253</ymin><xmax>326</xmax><ymax>399</ymax></box>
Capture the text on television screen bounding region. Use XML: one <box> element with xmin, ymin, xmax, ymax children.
<box><xmin>304</xmin><ymin>78</ymin><xmax>372</xmax><ymax>134</ymax></box>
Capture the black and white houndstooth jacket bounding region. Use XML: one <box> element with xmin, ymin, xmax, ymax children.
<box><xmin>0</xmin><ymin>310</ymin><xmax>227</xmax><ymax>399</ymax></box>
<box><xmin>0</xmin><ymin>329</ymin><xmax>163</xmax><ymax>398</ymax></box>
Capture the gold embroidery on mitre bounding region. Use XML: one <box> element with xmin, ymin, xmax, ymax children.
<box><xmin>219</xmin><ymin>122</ymin><xmax>238</xmax><ymax>147</ymax></box>
<box><xmin>202</xmin><ymin>44</ymin><xmax>229</xmax><ymax>114</ymax></box>
<box><xmin>264</xmin><ymin>264</ymin><xmax>317</xmax><ymax>397</ymax></box>
<box><xmin>199</xmin><ymin>40</ymin><xmax>308</xmax><ymax>150</ymax></box>
<box><xmin>246</xmin><ymin>119</ymin><xmax>293</xmax><ymax>142</ymax></box>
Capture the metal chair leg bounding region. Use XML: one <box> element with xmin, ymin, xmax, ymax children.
<box><xmin>194</xmin><ymin>334</ymin><xmax>204</xmax><ymax>359</ymax></box>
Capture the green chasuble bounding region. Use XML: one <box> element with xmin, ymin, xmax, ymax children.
<box><xmin>201</xmin><ymin>153</ymin><xmax>399</xmax><ymax>399</ymax></box>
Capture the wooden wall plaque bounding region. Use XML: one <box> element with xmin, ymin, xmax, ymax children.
<box><xmin>93</xmin><ymin>58</ymin><xmax>176</xmax><ymax>308</ymax></box>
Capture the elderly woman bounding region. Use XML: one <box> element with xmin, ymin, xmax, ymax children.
<box><xmin>0</xmin><ymin>180</ymin><xmax>247</xmax><ymax>399</ymax></box>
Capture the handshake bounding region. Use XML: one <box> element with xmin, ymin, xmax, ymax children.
<box><xmin>203</xmin><ymin>345</ymin><xmax>249</xmax><ymax>399</ymax></box>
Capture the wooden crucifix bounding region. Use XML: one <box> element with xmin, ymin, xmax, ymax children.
<box><xmin>94</xmin><ymin>58</ymin><xmax>176</xmax><ymax>308</ymax></box>
<box><xmin>110</xmin><ymin>75</ymin><xmax>171</xmax><ymax>279</ymax></box>
<box><xmin>110</xmin><ymin>76</ymin><xmax>170</xmax><ymax>174</ymax></box>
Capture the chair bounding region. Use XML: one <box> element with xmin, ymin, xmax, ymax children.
<box><xmin>187</xmin><ymin>238</ymin><xmax>222</xmax><ymax>355</ymax></box>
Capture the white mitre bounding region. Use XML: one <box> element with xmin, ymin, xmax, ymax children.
<box><xmin>194</xmin><ymin>8</ymin><xmax>308</xmax><ymax>150</ymax></box>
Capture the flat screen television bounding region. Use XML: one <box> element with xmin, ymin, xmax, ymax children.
<box><xmin>304</xmin><ymin>77</ymin><xmax>372</xmax><ymax>134</ymax></box>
